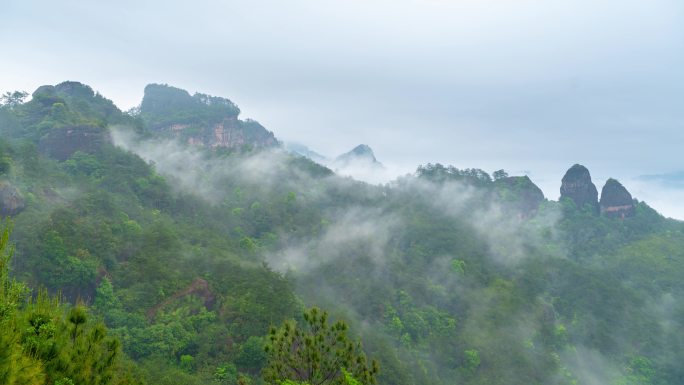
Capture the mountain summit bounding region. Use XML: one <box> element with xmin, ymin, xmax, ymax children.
<box><xmin>139</xmin><ymin>84</ymin><xmax>278</xmax><ymax>150</ymax></box>
<box><xmin>334</xmin><ymin>144</ymin><xmax>382</xmax><ymax>167</ymax></box>
<box><xmin>600</xmin><ymin>178</ymin><xmax>635</xmax><ymax>218</ymax></box>
<box><xmin>560</xmin><ymin>164</ymin><xmax>599</xmax><ymax>213</ymax></box>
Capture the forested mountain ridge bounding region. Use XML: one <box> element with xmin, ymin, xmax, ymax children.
<box><xmin>0</xmin><ymin>82</ymin><xmax>683</xmax><ymax>385</ymax></box>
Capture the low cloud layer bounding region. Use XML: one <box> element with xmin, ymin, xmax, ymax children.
<box><xmin>112</xmin><ymin>125</ymin><xmax>563</xmax><ymax>272</ymax></box>
<box><xmin>110</xmin><ymin>126</ymin><xmax>318</xmax><ymax>204</ymax></box>
<box><xmin>267</xmin><ymin>207</ymin><xmax>401</xmax><ymax>274</ymax></box>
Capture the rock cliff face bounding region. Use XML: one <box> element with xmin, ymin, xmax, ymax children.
<box><xmin>39</xmin><ymin>125</ymin><xmax>110</xmax><ymax>161</ymax></box>
<box><xmin>560</xmin><ymin>164</ymin><xmax>599</xmax><ymax>213</ymax></box>
<box><xmin>140</xmin><ymin>84</ymin><xmax>278</xmax><ymax>150</ymax></box>
<box><xmin>600</xmin><ymin>178</ymin><xmax>635</xmax><ymax>218</ymax></box>
<box><xmin>0</xmin><ymin>182</ymin><xmax>25</xmax><ymax>216</ymax></box>
<box><xmin>210</xmin><ymin>118</ymin><xmax>278</xmax><ymax>149</ymax></box>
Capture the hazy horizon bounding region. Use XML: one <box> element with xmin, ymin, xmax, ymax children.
<box><xmin>2</xmin><ymin>0</ymin><xmax>683</xmax><ymax>218</ymax></box>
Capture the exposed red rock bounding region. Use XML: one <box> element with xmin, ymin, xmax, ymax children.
<box><xmin>600</xmin><ymin>178</ymin><xmax>635</xmax><ymax>218</ymax></box>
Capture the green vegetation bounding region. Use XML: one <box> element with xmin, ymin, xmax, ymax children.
<box><xmin>0</xmin><ymin>81</ymin><xmax>683</xmax><ymax>385</ymax></box>
<box><xmin>0</xmin><ymin>220</ymin><xmax>144</xmax><ymax>385</ymax></box>
<box><xmin>263</xmin><ymin>307</ymin><xmax>378</xmax><ymax>385</ymax></box>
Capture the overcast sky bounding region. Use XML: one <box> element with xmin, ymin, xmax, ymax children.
<box><xmin>1</xmin><ymin>0</ymin><xmax>683</xmax><ymax>218</ymax></box>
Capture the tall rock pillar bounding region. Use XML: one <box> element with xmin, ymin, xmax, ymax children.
<box><xmin>560</xmin><ymin>164</ymin><xmax>599</xmax><ymax>214</ymax></box>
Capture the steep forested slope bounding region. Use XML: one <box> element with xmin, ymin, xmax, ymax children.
<box><xmin>1</xmin><ymin>82</ymin><xmax>683</xmax><ymax>385</ymax></box>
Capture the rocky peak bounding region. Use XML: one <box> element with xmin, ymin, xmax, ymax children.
<box><xmin>0</xmin><ymin>182</ymin><xmax>25</xmax><ymax>216</ymax></box>
<box><xmin>54</xmin><ymin>81</ymin><xmax>96</xmax><ymax>99</ymax></box>
<box><xmin>139</xmin><ymin>84</ymin><xmax>277</xmax><ymax>150</ymax></box>
<box><xmin>600</xmin><ymin>178</ymin><xmax>635</xmax><ymax>218</ymax></box>
<box><xmin>349</xmin><ymin>144</ymin><xmax>375</xmax><ymax>158</ymax></box>
<box><xmin>560</xmin><ymin>164</ymin><xmax>599</xmax><ymax>213</ymax></box>
<box><xmin>33</xmin><ymin>81</ymin><xmax>98</xmax><ymax>101</ymax></box>
<box><xmin>335</xmin><ymin>144</ymin><xmax>379</xmax><ymax>164</ymax></box>
<box><xmin>24</xmin><ymin>82</ymin><xmax>118</xmax><ymax>160</ymax></box>
<box><xmin>328</xmin><ymin>144</ymin><xmax>385</xmax><ymax>182</ymax></box>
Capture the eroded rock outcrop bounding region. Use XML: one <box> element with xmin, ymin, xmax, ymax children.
<box><xmin>146</xmin><ymin>277</ymin><xmax>215</xmax><ymax>319</ymax></box>
<box><xmin>600</xmin><ymin>178</ymin><xmax>635</xmax><ymax>218</ymax></box>
<box><xmin>39</xmin><ymin>124</ymin><xmax>110</xmax><ymax>161</ymax></box>
<box><xmin>0</xmin><ymin>182</ymin><xmax>25</xmax><ymax>216</ymax></box>
<box><xmin>560</xmin><ymin>164</ymin><xmax>599</xmax><ymax>213</ymax></box>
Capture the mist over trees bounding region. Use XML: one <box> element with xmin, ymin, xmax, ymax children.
<box><xmin>0</xmin><ymin>81</ymin><xmax>682</xmax><ymax>385</ymax></box>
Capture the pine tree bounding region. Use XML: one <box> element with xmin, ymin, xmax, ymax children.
<box><xmin>0</xmin><ymin>220</ymin><xmax>45</xmax><ymax>385</ymax></box>
<box><xmin>0</xmin><ymin>219</ymin><xmax>144</xmax><ymax>385</ymax></box>
<box><xmin>263</xmin><ymin>307</ymin><xmax>378</xmax><ymax>385</ymax></box>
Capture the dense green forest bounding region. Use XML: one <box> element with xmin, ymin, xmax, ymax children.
<box><xmin>1</xmin><ymin>82</ymin><xmax>683</xmax><ymax>385</ymax></box>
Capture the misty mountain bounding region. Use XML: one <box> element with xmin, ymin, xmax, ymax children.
<box><xmin>334</xmin><ymin>144</ymin><xmax>382</xmax><ymax>167</ymax></box>
<box><xmin>327</xmin><ymin>144</ymin><xmax>388</xmax><ymax>184</ymax></box>
<box><xmin>1</xmin><ymin>81</ymin><xmax>683</xmax><ymax>385</ymax></box>
<box><xmin>284</xmin><ymin>142</ymin><xmax>388</xmax><ymax>184</ymax></box>
<box><xmin>283</xmin><ymin>141</ymin><xmax>328</xmax><ymax>163</ymax></box>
